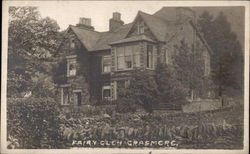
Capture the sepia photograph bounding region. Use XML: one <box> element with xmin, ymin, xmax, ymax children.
<box><xmin>1</xmin><ymin>1</ymin><xmax>249</xmax><ymax>154</ymax></box>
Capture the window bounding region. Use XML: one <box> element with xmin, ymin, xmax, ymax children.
<box><xmin>116</xmin><ymin>45</ymin><xmax>140</xmax><ymax>70</ymax></box>
<box><xmin>67</xmin><ymin>58</ymin><xmax>76</xmax><ymax>77</ymax></box>
<box><xmin>102</xmin><ymin>56</ymin><xmax>111</xmax><ymax>73</ymax></box>
<box><xmin>61</xmin><ymin>87</ymin><xmax>70</xmax><ymax>105</ymax></box>
<box><xmin>117</xmin><ymin>46</ymin><xmax>132</xmax><ymax>70</ymax></box>
<box><xmin>133</xmin><ymin>45</ymin><xmax>140</xmax><ymax>67</ymax></box>
<box><xmin>147</xmin><ymin>45</ymin><xmax>153</xmax><ymax>68</ymax></box>
<box><xmin>70</xmin><ymin>38</ymin><xmax>75</xmax><ymax>49</ymax></box>
<box><xmin>102</xmin><ymin>85</ymin><xmax>111</xmax><ymax>100</ymax></box>
<box><xmin>124</xmin><ymin>46</ymin><xmax>133</xmax><ymax>68</ymax></box>
<box><xmin>137</xmin><ymin>21</ymin><xmax>145</xmax><ymax>34</ymax></box>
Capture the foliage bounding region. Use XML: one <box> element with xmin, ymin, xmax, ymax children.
<box><xmin>59</xmin><ymin>105</ymin><xmax>243</xmax><ymax>149</ymax></box>
<box><xmin>52</xmin><ymin>60</ymin><xmax>67</xmax><ymax>84</ymax></box>
<box><xmin>7</xmin><ymin>6</ymin><xmax>60</xmax><ymax>97</ymax></box>
<box><xmin>172</xmin><ymin>39</ymin><xmax>206</xmax><ymax>98</ymax></box>
<box><xmin>155</xmin><ymin>63</ymin><xmax>188</xmax><ymax>106</ymax></box>
<box><xmin>7</xmin><ymin>97</ymin><xmax>66</xmax><ymax>149</ymax></box>
<box><xmin>7</xmin><ymin>7</ymin><xmax>65</xmax><ymax>149</ymax></box>
<box><xmin>198</xmin><ymin>11</ymin><xmax>243</xmax><ymax>96</ymax></box>
<box><xmin>117</xmin><ymin>70</ymin><xmax>159</xmax><ymax>113</ymax></box>
<box><xmin>115</xmin><ymin>98</ymin><xmax>137</xmax><ymax>113</ymax></box>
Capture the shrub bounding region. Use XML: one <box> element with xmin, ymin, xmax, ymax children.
<box><xmin>7</xmin><ymin>97</ymin><xmax>65</xmax><ymax>148</ymax></box>
<box><xmin>115</xmin><ymin>98</ymin><xmax>137</xmax><ymax>113</ymax></box>
<box><xmin>118</xmin><ymin>70</ymin><xmax>159</xmax><ymax>113</ymax></box>
<box><xmin>155</xmin><ymin>63</ymin><xmax>188</xmax><ymax>106</ymax></box>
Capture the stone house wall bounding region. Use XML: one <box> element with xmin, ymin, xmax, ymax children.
<box><xmin>56</xmin><ymin>29</ymin><xmax>91</xmax><ymax>105</ymax></box>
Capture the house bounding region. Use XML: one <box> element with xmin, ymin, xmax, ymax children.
<box><xmin>55</xmin><ymin>7</ymin><xmax>213</xmax><ymax>106</ymax></box>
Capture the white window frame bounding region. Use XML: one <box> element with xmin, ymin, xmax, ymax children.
<box><xmin>102</xmin><ymin>85</ymin><xmax>112</xmax><ymax>100</ymax></box>
<box><xmin>146</xmin><ymin>44</ymin><xmax>154</xmax><ymax>69</ymax></box>
<box><xmin>67</xmin><ymin>55</ymin><xmax>77</xmax><ymax>77</ymax></box>
<box><xmin>115</xmin><ymin>45</ymin><xmax>140</xmax><ymax>71</ymax></box>
<box><xmin>102</xmin><ymin>55</ymin><xmax>111</xmax><ymax>74</ymax></box>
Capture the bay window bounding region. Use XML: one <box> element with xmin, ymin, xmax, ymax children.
<box><xmin>116</xmin><ymin>45</ymin><xmax>140</xmax><ymax>70</ymax></box>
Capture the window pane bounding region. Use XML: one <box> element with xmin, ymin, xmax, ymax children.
<box><xmin>117</xmin><ymin>47</ymin><xmax>124</xmax><ymax>56</ymax></box>
<box><xmin>117</xmin><ymin>56</ymin><xmax>125</xmax><ymax>69</ymax></box>
<box><xmin>70</xmin><ymin>39</ymin><xmax>75</xmax><ymax>49</ymax></box>
<box><xmin>125</xmin><ymin>55</ymin><xmax>132</xmax><ymax>68</ymax></box>
<box><xmin>125</xmin><ymin>46</ymin><xmax>132</xmax><ymax>56</ymax></box>
<box><xmin>68</xmin><ymin>59</ymin><xmax>76</xmax><ymax>76</ymax></box>
<box><xmin>103</xmin><ymin>89</ymin><xmax>111</xmax><ymax>98</ymax></box>
<box><xmin>147</xmin><ymin>45</ymin><xmax>153</xmax><ymax>68</ymax></box>
<box><xmin>103</xmin><ymin>85</ymin><xmax>111</xmax><ymax>100</ymax></box>
<box><xmin>103</xmin><ymin>56</ymin><xmax>111</xmax><ymax>73</ymax></box>
<box><xmin>133</xmin><ymin>45</ymin><xmax>140</xmax><ymax>67</ymax></box>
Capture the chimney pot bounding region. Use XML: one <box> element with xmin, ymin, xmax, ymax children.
<box><xmin>113</xmin><ymin>12</ymin><xmax>121</xmax><ymax>21</ymax></box>
<box><xmin>77</xmin><ymin>17</ymin><xmax>94</xmax><ymax>30</ymax></box>
<box><xmin>109</xmin><ymin>12</ymin><xmax>124</xmax><ymax>32</ymax></box>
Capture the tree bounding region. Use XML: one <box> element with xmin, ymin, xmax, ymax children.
<box><xmin>198</xmin><ymin>11</ymin><xmax>243</xmax><ymax>96</ymax></box>
<box><xmin>7</xmin><ymin>7</ymin><xmax>60</xmax><ymax>97</ymax></box>
<box><xmin>172</xmin><ymin>39</ymin><xmax>204</xmax><ymax>99</ymax></box>
<box><xmin>155</xmin><ymin>63</ymin><xmax>188</xmax><ymax>107</ymax></box>
<box><xmin>7</xmin><ymin>97</ymin><xmax>65</xmax><ymax>148</ymax></box>
<box><xmin>7</xmin><ymin>7</ymin><xmax>65</xmax><ymax>149</ymax></box>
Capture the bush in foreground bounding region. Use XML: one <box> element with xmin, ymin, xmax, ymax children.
<box><xmin>7</xmin><ymin>97</ymin><xmax>65</xmax><ymax>149</ymax></box>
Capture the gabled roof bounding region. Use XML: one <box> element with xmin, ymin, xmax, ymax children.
<box><xmin>69</xmin><ymin>25</ymin><xmax>100</xmax><ymax>51</ymax></box>
<box><xmin>135</xmin><ymin>11</ymin><xmax>169</xmax><ymax>42</ymax></box>
<box><xmin>65</xmin><ymin>7</ymin><xmax>212</xmax><ymax>54</ymax></box>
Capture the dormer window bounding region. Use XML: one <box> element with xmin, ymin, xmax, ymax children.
<box><xmin>137</xmin><ymin>21</ymin><xmax>145</xmax><ymax>34</ymax></box>
<box><xmin>67</xmin><ymin>55</ymin><xmax>77</xmax><ymax>77</ymax></box>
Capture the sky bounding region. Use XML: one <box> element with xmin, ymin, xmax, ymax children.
<box><xmin>5</xmin><ymin>1</ymin><xmax>245</xmax><ymax>45</ymax></box>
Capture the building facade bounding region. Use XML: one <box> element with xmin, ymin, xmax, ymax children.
<box><xmin>55</xmin><ymin>7</ymin><xmax>213</xmax><ymax>106</ymax></box>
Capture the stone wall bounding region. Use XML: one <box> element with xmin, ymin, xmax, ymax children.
<box><xmin>56</xmin><ymin>28</ymin><xmax>91</xmax><ymax>105</ymax></box>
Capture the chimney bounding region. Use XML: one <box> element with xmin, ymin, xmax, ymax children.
<box><xmin>109</xmin><ymin>12</ymin><xmax>124</xmax><ymax>32</ymax></box>
<box><xmin>76</xmin><ymin>17</ymin><xmax>95</xmax><ymax>30</ymax></box>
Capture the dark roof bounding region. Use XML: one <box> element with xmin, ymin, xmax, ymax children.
<box><xmin>137</xmin><ymin>11</ymin><xmax>169</xmax><ymax>42</ymax></box>
<box><xmin>109</xmin><ymin>34</ymin><xmax>155</xmax><ymax>45</ymax></box>
<box><xmin>68</xmin><ymin>23</ymin><xmax>132</xmax><ymax>51</ymax></box>
<box><xmin>91</xmin><ymin>23</ymin><xmax>132</xmax><ymax>51</ymax></box>
<box><xmin>70</xmin><ymin>26</ymin><xmax>100</xmax><ymax>51</ymax></box>
<box><xmin>67</xmin><ymin>7</ymin><xmax>212</xmax><ymax>54</ymax></box>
